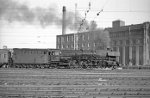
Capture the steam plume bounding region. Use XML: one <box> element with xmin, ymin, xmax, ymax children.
<box><xmin>0</xmin><ymin>0</ymin><xmax>35</xmax><ymax>23</ymax></box>
<box><xmin>0</xmin><ymin>0</ymin><xmax>97</xmax><ymax>31</ymax></box>
<box><xmin>93</xmin><ymin>29</ymin><xmax>110</xmax><ymax>50</ymax></box>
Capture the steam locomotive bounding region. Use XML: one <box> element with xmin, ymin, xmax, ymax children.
<box><xmin>0</xmin><ymin>48</ymin><xmax>120</xmax><ymax>69</ymax></box>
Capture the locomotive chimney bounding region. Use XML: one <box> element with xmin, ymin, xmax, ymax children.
<box><xmin>62</xmin><ymin>6</ymin><xmax>66</xmax><ymax>35</ymax></box>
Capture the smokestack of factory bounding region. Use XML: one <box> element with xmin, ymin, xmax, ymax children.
<box><xmin>62</xmin><ymin>6</ymin><xmax>66</xmax><ymax>35</ymax></box>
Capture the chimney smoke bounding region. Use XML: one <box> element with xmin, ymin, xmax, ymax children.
<box><xmin>62</xmin><ymin>6</ymin><xmax>66</xmax><ymax>35</ymax></box>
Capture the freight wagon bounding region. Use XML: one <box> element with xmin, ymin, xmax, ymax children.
<box><xmin>0</xmin><ymin>49</ymin><xmax>11</xmax><ymax>68</ymax></box>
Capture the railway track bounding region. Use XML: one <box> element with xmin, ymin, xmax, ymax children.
<box><xmin>0</xmin><ymin>68</ymin><xmax>150</xmax><ymax>98</ymax></box>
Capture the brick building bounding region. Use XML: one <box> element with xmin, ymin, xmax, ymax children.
<box><xmin>56</xmin><ymin>20</ymin><xmax>150</xmax><ymax>66</ymax></box>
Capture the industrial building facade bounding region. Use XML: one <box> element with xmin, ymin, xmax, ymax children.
<box><xmin>56</xmin><ymin>30</ymin><xmax>109</xmax><ymax>51</ymax></box>
<box><xmin>56</xmin><ymin>20</ymin><xmax>150</xmax><ymax>66</ymax></box>
<box><xmin>106</xmin><ymin>20</ymin><xmax>150</xmax><ymax>66</ymax></box>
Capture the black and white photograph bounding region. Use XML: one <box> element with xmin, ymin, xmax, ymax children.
<box><xmin>0</xmin><ymin>0</ymin><xmax>150</xmax><ymax>98</ymax></box>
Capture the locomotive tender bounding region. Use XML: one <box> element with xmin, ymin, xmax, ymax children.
<box><xmin>0</xmin><ymin>48</ymin><xmax>120</xmax><ymax>69</ymax></box>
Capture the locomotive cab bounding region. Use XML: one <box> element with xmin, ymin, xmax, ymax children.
<box><xmin>47</xmin><ymin>49</ymin><xmax>61</xmax><ymax>68</ymax></box>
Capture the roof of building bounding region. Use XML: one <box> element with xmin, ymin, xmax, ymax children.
<box><xmin>0</xmin><ymin>49</ymin><xmax>10</xmax><ymax>53</ymax></box>
<box><xmin>57</xmin><ymin>22</ymin><xmax>150</xmax><ymax>36</ymax></box>
<box><xmin>57</xmin><ymin>33</ymin><xmax>74</xmax><ymax>36</ymax></box>
<box><xmin>105</xmin><ymin>22</ymin><xmax>150</xmax><ymax>32</ymax></box>
<box><xmin>13</xmin><ymin>48</ymin><xmax>58</xmax><ymax>51</ymax></box>
<box><xmin>57</xmin><ymin>29</ymin><xmax>106</xmax><ymax>36</ymax></box>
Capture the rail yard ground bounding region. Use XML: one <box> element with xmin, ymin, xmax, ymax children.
<box><xmin>0</xmin><ymin>68</ymin><xmax>150</xmax><ymax>98</ymax></box>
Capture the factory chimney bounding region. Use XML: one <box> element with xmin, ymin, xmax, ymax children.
<box><xmin>62</xmin><ymin>6</ymin><xmax>66</xmax><ymax>35</ymax></box>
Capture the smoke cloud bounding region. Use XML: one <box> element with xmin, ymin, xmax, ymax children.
<box><xmin>0</xmin><ymin>0</ymin><xmax>60</xmax><ymax>26</ymax></box>
<box><xmin>34</xmin><ymin>7</ymin><xmax>61</xmax><ymax>27</ymax></box>
<box><xmin>93</xmin><ymin>29</ymin><xmax>110</xmax><ymax>50</ymax></box>
<box><xmin>0</xmin><ymin>0</ymin><xmax>35</xmax><ymax>23</ymax></box>
<box><xmin>0</xmin><ymin>0</ymin><xmax>98</xmax><ymax>31</ymax></box>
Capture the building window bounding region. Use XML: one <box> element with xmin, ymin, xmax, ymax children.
<box><xmin>130</xmin><ymin>40</ymin><xmax>133</xmax><ymax>45</ymax></box>
<box><xmin>94</xmin><ymin>43</ymin><xmax>96</xmax><ymax>47</ymax></box>
<box><xmin>125</xmin><ymin>32</ymin><xmax>128</xmax><ymax>37</ymax></box>
<box><xmin>76</xmin><ymin>44</ymin><xmax>79</xmax><ymax>49</ymax></box>
<box><xmin>116</xmin><ymin>41</ymin><xmax>119</xmax><ymax>45</ymax></box>
<box><xmin>126</xmin><ymin>40</ymin><xmax>129</xmax><ymax>45</ymax></box>
<box><xmin>111</xmin><ymin>40</ymin><xmax>114</xmax><ymax>46</ymax></box>
<box><xmin>116</xmin><ymin>33</ymin><xmax>118</xmax><ymax>37</ymax></box>
<box><xmin>136</xmin><ymin>39</ymin><xmax>140</xmax><ymax>44</ymax></box>
<box><xmin>114</xmin><ymin>40</ymin><xmax>117</xmax><ymax>45</ymax></box>
<box><xmin>140</xmin><ymin>39</ymin><xmax>143</xmax><ymax>44</ymax></box>
<box><xmin>71</xmin><ymin>45</ymin><xmax>74</xmax><ymax>48</ymax></box>
<box><xmin>82</xmin><ymin>43</ymin><xmax>84</xmax><ymax>48</ymax></box>
<box><xmin>72</xmin><ymin>36</ymin><xmax>74</xmax><ymax>42</ymax></box>
<box><xmin>113</xmin><ymin>47</ymin><xmax>117</xmax><ymax>51</ymax></box>
<box><xmin>119</xmin><ymin>40</ymin><xmax>123</xmax><ymax>45</ymax></box>
<box><xmin>57</xmin><ymin>45</ymin><xmax>60</xmax><ymax>49</ymax></box>
<box><xmin>61</xmin><ymin>37</ymin><xmax>64</xmax><ymax>42</ymax></box>
<box><xmin>112</xmin><ymin>33</ymin><xmax>115</xmax><ymax>37</ymax></box>
<box><xmin>114</xmin><ymin>33</ymin><xmax>116</xmax><ymax>37</ymax></box>
<box><xmin>88</xmin><ymin>43</ymin><xmax>90</xmax><ymax>47</ymax></box>
<box><xmin>132</xmin><ymin>39</ymin><xmax>136</xmax><ymax>44</ymax></box>
<box><xmin>66</xmin><ymin>36</ymin><xmax>69</xmax><ymax>42</ymax></box>
<box><xmin>87</xmin><ymin>34</ymin><xmax>89</xmax><ymax>40</ymax></box>
<box><xmin>123</xmin><ymin>40</ymin><xmax>126</xmax><ymax>45</ymax></box>
<box><xmin>62</xmin><ymin>45</ymin><xmax>64</xmax><ymax>49</ymax></box>
<box><xmin>4</xmin><ymin>54</ymin><xmax>6</xmax><ymax>58</ymax></box>
<box><xmin>70</xmin><ymin>36</ymin><xmax>72</xmax><ymax>42</ymax></box>
<box><xmin>66</xmin><ymin>45</ymin><xmax>69</xmax><ymax>49</ymax></box>
<box><xmin>82</xmin><ymin>35</ymin><xmax>85</xmax><ymax>40</ymax></box>
<box><xmin>57</xmin><ymin>37</ymin><xmax>60</xmax><ymax>43</ymax></box>
<box><xmin>69</xmin><ymin>36</ymin><xmax>71</xmax><ymax>42</ymax></box>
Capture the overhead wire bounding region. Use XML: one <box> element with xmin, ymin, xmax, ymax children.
<box><xmin>77</xmin><ymin>2</ymin><xmax>91</xmax><ymax>32</ymax></box>
<box><xmin>90</xmin><ymin>0</ymin><xmax>110</xmax><ymax>29</ymax></box>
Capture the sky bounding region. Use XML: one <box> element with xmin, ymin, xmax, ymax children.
<box><xmin>0</xmin><ymin>0</ymin><xmax>150</xmax><ymax>49</ymax></box>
